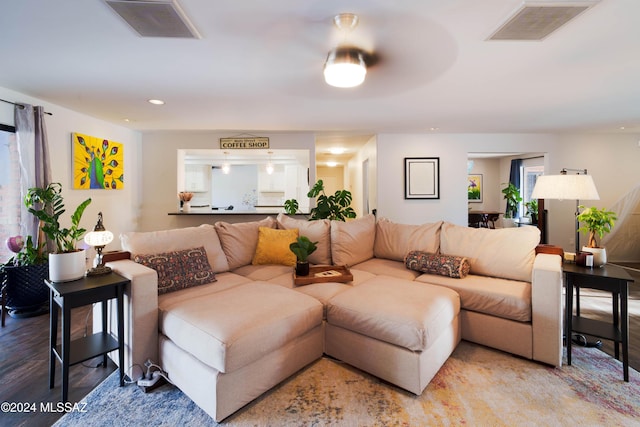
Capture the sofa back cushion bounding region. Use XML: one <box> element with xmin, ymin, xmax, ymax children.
<box><xmin>214</xmin><ymin>216</ymin><xmax>276</xmax><ymax>270</ymax></box>
<box><xmin>330</xmin><ymin>214</ymin><xmax>375</xmax><ymax>266</ymax></box>
<box><xmin>276</xmin><ymin>213</ymin><xmax>331</xmax><ymax>265</ymax></box>
<box><xmin>121</xmin><ymin>224</ymin><xmax>230</xmax><ymax>273</ymax></box>
<box><xmin>439</xmin><ymin>222</ymin><xmax>540</xmax><ymax>282</ymax></box>
<box><xmin>374</xmin><ymin>218</ymin><xmax>442</xmax><ymax>261</ymax></box>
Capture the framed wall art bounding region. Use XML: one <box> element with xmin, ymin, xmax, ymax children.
<box><xmin>468</xmin><ymin>174</ymin><xmax>483</xmax><ymax>202</ymax></box>
<box><xmin>72</xmin><ymin>133</ymin><xmax>124</xmax><ymax>189</ymax></box>
<box><xmin>404</xmin><ymin>157</ymin><xmax>440</xmax><ymax>199</ymax></box>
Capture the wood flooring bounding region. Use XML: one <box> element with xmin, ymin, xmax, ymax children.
<box><xmin>1</xmin><ymin>265</ymin><xmax>639</xmax><ymax>427</ymax></box>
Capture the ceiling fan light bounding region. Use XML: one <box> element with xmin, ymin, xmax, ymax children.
<box><xmin>324</xmin><ymin>48</ymin><xmax>367</xmax><ymax>88</ymax></box>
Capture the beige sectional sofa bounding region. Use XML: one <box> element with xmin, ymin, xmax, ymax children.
<box><xmin>100</xmin><ymin>213</ymin><xmax>563</xmax><ymax>422</ymax></box>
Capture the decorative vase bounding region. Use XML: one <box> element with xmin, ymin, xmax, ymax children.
<box><xmin>183</xmin><ymin>201</ymin><xmax>191</xmax><ymax>212</ymax></box>
<box><xmin>295</xmin><ymin>261</ymin><xmax>310</xmax><ymax>276</ymax></box>
<box><xmin>49</xmin><ymin>250</ymin><xmax>86</xmax><ymax>282</ymax></box>
<box><xmin>582</xmin><ymin>246</ymin><xmax>607</xmax><ymax>267</ymax></box>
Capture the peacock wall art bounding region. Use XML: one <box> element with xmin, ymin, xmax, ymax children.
<box><xmin>73</xmin><ymin>132</ymin><xmax>124</xmax><ymax>190</ymax></box>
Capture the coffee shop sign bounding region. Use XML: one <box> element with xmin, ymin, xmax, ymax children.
<box><xmin>219</xmin><ymin>137</ymin><xmax>269</xmax><ymax>149</ymax></box>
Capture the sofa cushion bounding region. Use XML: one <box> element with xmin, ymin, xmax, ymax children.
<box><xmin>252</xmin><ymin>227</ymin><xmax>298</xmax><ymax>266</ymax></box>
<box><xmin>159</xmin><ymin>281</ymin><xmax>323</xmax><ymax>373</ymax></box>
<box><xmin>134</xmin><ymin>246</ymin><xmax>216</xmax><ymax>295</ymax></box>
<box><xmin>121</xmin><ymin>224</ymin><xmax>230</xmax><ymax>273</ymax></box>
<box><xmin>439</xmin><ymin>222</ymin><xmax>539</xmax><ymax>282</ymax></box>
<box><xmin>277</xmin><ymin>213</ymin><xmax>332</xmax><ymax>265</ymax></box>
<box><xmin>214</xmin><ymin>216</ymin><xmax>276</xmax><ymax>270</ymax></box>
<box><xmin>405</xmin><ymin>251</ymin><xmax>470</xmax><ymax>279</ymax></box>
<box><xmin>351</xmin><ymin>258</ymin><xmax>421</xmax><ymax>281</ymax></box>
<box><xmin>415</xmin><ymin>273</ymin><xmax>531</xmax><ymax>322</ymax></box>
<box><xmin>327</xmin><ymin>276</ymin><xmax>460</xmax><ymax>352</ymax></box>
<box><xmin>374</xmin><ymin>218</ymin><xmax>442</xmax><ymax>261</ymax></box>
<box><xmin>330</xmin><ymin>214</ymin><xmax>376</xmax><ymax>267</ymax></box>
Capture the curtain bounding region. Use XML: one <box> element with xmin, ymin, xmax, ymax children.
<box><xmin>15</xmin><ymin>104</ymin><xmax>52</xmax><ymax>250</ymax></box>
<box><xmin>507</xmin><ymin>159</ymin><xmax>522</xmax><ymax>218</ymax></box>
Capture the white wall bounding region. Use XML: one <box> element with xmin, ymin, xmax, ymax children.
<box><xmin>347</xmin><ymin>135</ymin><xmax>377</xmax><ymax>218</ymax></box>
<box><xmin>376</xmin><ymin>132</ymin><xmax>640</xmax><ymax>253</ymax></box>
<box><xmin>0</xmin><ymin>86</ymin><xmax>141</xmax><ymax>252</ymax></box>
<box><xmin>139</xmin><ymin>131</ymin><xmax>315</xmax><ymax>231</ymax></box>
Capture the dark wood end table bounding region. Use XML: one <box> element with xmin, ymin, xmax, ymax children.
<box><xmin>563</xmin><ymin>263</ymin><xmax>633</xmax><ymax>381</ymax></box>
<box><xmin>46</xmin><ymin>272</ymin><xmax>128</xmax><ymax>402</ymax></box>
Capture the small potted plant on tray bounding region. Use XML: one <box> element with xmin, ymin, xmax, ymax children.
<box><xmin>577</xmin><ymin>205</ymin><xmax>617</xmax><ymax>267</ymax></box>
<box><xmin>25</xmin><ymin>182</ymin><xmax>92</xmax><ymax>282</ymax></box>
<box><xmin>289</xmin><ymin>236</ymin><xmax>318</xmax><ymax>276</ymax></box>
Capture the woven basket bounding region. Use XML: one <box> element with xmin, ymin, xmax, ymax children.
<box><xmin>2</xmin><ymin>263</ymin><xmax>49</xmax><ymax>310</ymax></box>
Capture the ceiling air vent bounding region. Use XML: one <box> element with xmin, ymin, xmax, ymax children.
<box><xmin>488</xmin><ymin>2</ymin><xmax>597</xmax><ymax>41</ymax></box>
<box><xmin>104</xmin><ymin>0</ymin><xmax>200</xmax><ymax>38</ymax></box>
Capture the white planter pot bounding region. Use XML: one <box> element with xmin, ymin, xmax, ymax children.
<box><xmin>49</xmin><ymin>250</ymin><xmax>86</xmax><ymax>282</ymax></box>
<box><xmin>581</xmin><ymin>246</ymin><xmax>607</xmax><ymax>267</ymax></box>
<box><xmin>501</xmin><ymin>218</ymin><xmax>517</xmax><ymax>228</ymax></box>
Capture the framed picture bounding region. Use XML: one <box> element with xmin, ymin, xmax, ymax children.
<box><xmin>468</xmin><ymin>174</ymin><xmax>483</xmax><ymax>202</ymax></box>
<box><xmin>72</xmin><ymin>133</ymin><xmax>124</xmax><ymax>189</ymax></box>
<box><xmin>404</xmin><ymin>157</ymin><xmax>440</xmax><ymax>199</ymax></box>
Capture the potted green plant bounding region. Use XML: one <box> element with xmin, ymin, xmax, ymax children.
<box><xmin>577</xmin><ymin>205</ymin><xmax>617</xmax><ymax>267</ymax></box>
<box><xmin>1</xmin><ymin>235</ymin><xmax>49</xmax><ymax>317</ymax></box>
<box><xmin>501</xmin><ymin>182</ymin><xmax>522</xmax><ymax>227</ymax></box>
<box><xmin>284</xmin><ymin>179</ymin><xmax>356</xmax><ymax>221</ymax></box>
<box><xmin>25</xmin><ymin>182</ymin><xmax>92</xmax><ymax>282</ymax></box>
<box><xmin>525</xmin><ymin>199</ymin><xmax>538</xmax><ymax>224</ymax></box>
<box><xmin>289</xmin><ymin>236</ymin><xmax>318</xmax><ymax>276</ymax></box>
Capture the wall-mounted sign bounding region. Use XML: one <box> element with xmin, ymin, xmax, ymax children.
<box><xmin>220</xmin><ymin>137</ymin><xmax>269</xmax><ymax>149</ymax></box>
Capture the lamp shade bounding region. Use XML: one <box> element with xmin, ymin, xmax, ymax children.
<box><xmin>531</xmin><ymin>174</ymin><xmax>600</xmax><ymax>201</ymax></box>
<box><xmin>84</xmin><ymin>230</ymin><xmax>114</xmax><ymax>247</ymax></box>
<box><xmin>324</xmin><ymin>47</ymin><xmax>367</xmax><ymax>88</ymax></box>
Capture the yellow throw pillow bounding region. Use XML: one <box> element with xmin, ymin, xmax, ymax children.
<box><xmin>252</xmin><ymin>227</ymin><xmax>299</xmax><ymax>266</ymax></box>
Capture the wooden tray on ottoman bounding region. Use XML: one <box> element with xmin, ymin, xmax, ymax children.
<box><xmin>294</xmin><ymin>265</ymin><xmax>353</xmax><ymax>286</ymax></box>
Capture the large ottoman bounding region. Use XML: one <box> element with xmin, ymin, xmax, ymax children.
<box><xmin>158</xmin><ymin>281</ymin><xmax>324</xmax><ymax>421</ymax></box>
<box><xmin>325</xmin><ymin>275</ymin><xmax>461</xmax><ymax>394</ymax></box>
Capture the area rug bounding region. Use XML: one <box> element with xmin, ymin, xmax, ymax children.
<box><xmin>54</xmin><ymin>341</ymin><xmax>640</xmax><ymax>426</ymax></box>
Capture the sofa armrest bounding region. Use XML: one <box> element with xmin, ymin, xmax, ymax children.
<box><xmin>93</xmin><ymin>259</ymin><xmax>159</xmax><ymax>378</ymax></box>
<box><xmin>531</xmin><ymin>253</ymin><xmax>563</xmax><ymax>367</ymax></box>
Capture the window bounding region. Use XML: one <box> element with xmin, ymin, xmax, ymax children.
<box><xmin>520</xmin><ymin>157</ymin><xmax>544</xmax><ymax>215</ymax></box>
<box><xmin>0</xmin><ymin>123</ymin><xmax>19</xmax><ymax>262</ymax></box>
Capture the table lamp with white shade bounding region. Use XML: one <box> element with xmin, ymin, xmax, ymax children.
<box><xmin>84</xmin><ymin>212</ymin><xmax>114</xmax><ymax>276</ymax></box>
<box><xmin>530</xmin><ymin>168</ymin><xmax>600</xmax><ymax>254</ymax></box>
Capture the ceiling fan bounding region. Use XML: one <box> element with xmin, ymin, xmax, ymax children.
<box><xmin>323</xmin><ymin>13</ymin><xmax>379</xmax><ymax>88</ymax></box>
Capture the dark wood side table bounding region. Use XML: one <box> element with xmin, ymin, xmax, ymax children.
<box><xmin>46</xmin><ymin>272</ymin><xmax>128</xmax><ymax>402</ymax></box>
<box><xmin>564</xmin><ymin>263</ymin><xmax>633</xmax><ymax>381</ymax></box>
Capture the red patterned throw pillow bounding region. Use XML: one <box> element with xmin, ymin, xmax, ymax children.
<box><xmin>405</xmin><ymin>251</ymin><xmax>471</xmax><ymax>279</ymax></box>
<box><xmin>134</xmin><ymin>246</ymin><xmax>217</xmax><ymax>294</ymax></box>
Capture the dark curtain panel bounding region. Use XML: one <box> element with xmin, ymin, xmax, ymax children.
<box><xmin>507</xmin><ymin>159</ymin><xmax>523</xmax><ymax>218</ymax></box>
<box><xmin>15</xmin><ymin>104</ymin><xmax>52</xmax><ymax>250</ymax></box>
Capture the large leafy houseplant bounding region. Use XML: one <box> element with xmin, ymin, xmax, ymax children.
<box><xmin>284</xmin><ymin>179</ymin><xmax>356</xmax><ymax>221</ymax></box>
<box><xmin>501</xmin><ymin>182</ymin><xmax>522</xmax><ymax>219</ymax></box>
<box><xmin>24</xmin><ymin>183</ymin><xmax>91</xmax><ymax>282</ymax></box>
<box><xmin>25</xmin><ymin>182</ymin><xmax>92</xmax><ymax>254</ymax></box>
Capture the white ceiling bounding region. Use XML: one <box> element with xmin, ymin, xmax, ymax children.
<box><xmin>1</xmin><ymin>0</ymin><xmax>639</xmax><ymax>149</ymax></box>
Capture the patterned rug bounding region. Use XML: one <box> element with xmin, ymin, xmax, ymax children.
<box><xmin>54</xmin><ymin>341</ymin><xmax>640</xmax><ymax>426</ymax></box>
